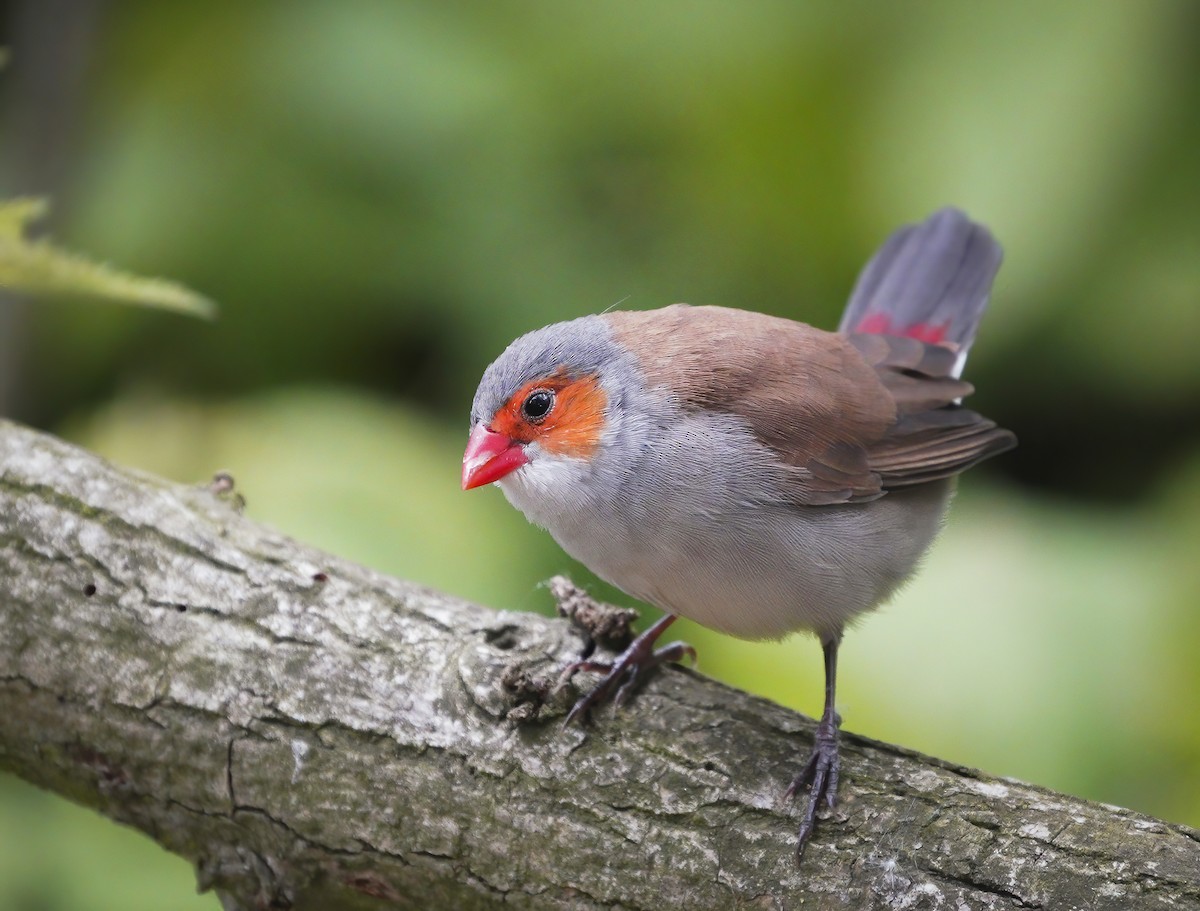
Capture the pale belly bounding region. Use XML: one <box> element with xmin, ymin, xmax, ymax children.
<box><xmin>551</xmin><ymin>481</ymin><xmax>954</xmax><ymax>641</ymax></box>
<box><xmin>497</xmin><ymin>401</ymin><xmax>955</xmax><ymax>641</ymax></box>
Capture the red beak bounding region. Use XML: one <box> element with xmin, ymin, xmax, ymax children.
<box><xmin>462</xmin><ymin>424</ymin><xmax>529</xmax><ymax>490</ymax></box>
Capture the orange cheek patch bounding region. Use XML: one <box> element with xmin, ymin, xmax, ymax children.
<box><xmin>492</xmin><ymin>374</ymin><xmax>608</xmax><ymax>459</ymax></box>
<box><xmin>542</xmin><ymin>376</ymin><xmax>607</xmax><ymax>458</ymax></box>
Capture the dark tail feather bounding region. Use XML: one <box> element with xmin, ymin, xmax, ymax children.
<box><xmin>839</xmin><ymin>208</ymin><xmax>1003</xmax><ymax>376</ymax></box>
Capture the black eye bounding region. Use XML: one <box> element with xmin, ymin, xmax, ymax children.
<box><xmin>521</xmin><ymin>389</ymin><xmax>555</xmax><ymax>422</ymax></box>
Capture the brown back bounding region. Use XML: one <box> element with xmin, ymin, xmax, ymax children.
<box><xmin>607</xmin><ymin>304</ymin><xmax>1015</xmax><ymax>505</ymax></box>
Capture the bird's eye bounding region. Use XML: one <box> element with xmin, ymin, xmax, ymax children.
<box><xmin>521</xmin><ymin>389</ymin><xmax>555</xmax><ymax>423</ymax></box>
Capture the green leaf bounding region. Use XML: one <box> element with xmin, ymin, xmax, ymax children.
<box><xmin>0</xmin><ymin>197</ymin><xmax>215</xmax><ymax>318</ymax></box>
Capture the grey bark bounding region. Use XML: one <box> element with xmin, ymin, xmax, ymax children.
<box><xmin>0</xmin><ymin>418</ymin><xmax>1197</xmax><ymax>911</ymax></box>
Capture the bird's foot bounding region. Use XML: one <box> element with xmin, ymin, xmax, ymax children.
<box><xmin>557</xmin><ymin>621</ymin><xmax>695</xmax><ymax>726</ymax></box>
<box><xmin>785</xmin><ymin>710</ymin><xmax>841</xmax><ymax>860</ymax></box>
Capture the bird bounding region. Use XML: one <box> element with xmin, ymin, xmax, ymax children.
<box><xmin>461</xmin><ymin>208</ymin><xmax>1016</xmax><ymax>857</ymax></box>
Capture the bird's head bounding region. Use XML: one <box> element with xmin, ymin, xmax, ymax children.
<box><xmin>461</xmin><ymin>370</ymin><xmax>608</xmax><ymax>490</ymax></box>
<box><xmin>462</xmin><ymin>315</ymin><xmax>640</xmax><ymax>508</ymax></box>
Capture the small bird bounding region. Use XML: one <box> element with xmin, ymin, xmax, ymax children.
<box><xmin>462</xmin><ymin>208</ymin><xmax>1016</xmax><ymax>857</ymax></box>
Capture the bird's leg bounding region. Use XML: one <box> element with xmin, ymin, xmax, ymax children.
<box><xmin>558</xmin><ymin>613</ymin><xmax>694</xmax><ymax>725</ymax></box>
<box><xmin>786</xmin><ymin>630</ymin><xmax>843</xmax><ymax>860</ymax></box>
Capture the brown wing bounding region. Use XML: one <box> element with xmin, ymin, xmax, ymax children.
<box><xmin>847</xmin><ymin>333</ymin><xmax>1016</xmax><ymax>487</ymax></box>
<box><xmin>607</xmin><ymin>304</ymin><xmax>1014</xmax><ymax>506</ymax></box>
<box><xmin>607</xmin><ymin>305</ymin><xmax>891</xmax><ymax>504</ymax></box>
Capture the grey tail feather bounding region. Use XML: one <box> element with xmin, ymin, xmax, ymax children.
<box><xmin>838</xmin><ymin>208</ymin><xmax>1003</xmax><ymax>374</ymax></box>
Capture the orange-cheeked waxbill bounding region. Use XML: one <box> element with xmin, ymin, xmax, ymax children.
<box><xmin>462</xmin><ymin>208</ymin><xmax>1016</xmax><ymax>857</ymax></box>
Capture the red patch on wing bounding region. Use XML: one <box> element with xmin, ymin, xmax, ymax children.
<box><xmin>491</xmin><ymin>372</ymin><xmax>607</xmax><ymax>459</ymax></box>
<box><xmin>855</xmin><ymin>313</ymin><xmax>893</xmax><ymax>335</ymax></box>
<box><xmin>899</xmin><ymin>321</ymin><xmax>950</xmax><ymax>344</ymax></box>
<box><xmin>856</xmin><ymin>314</ymin><xmax>950</xmax><ymax>345</ymax></box>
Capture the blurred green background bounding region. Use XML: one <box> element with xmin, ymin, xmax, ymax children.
<box><xmin>2</xmin><ymin>1</ymin><xmax>1199</xmax><ymax>907</ymax></box>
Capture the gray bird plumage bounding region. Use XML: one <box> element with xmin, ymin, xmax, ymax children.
<box><xmin>470</xmin><ymin>315</ymin><xmax>626</xmax><ymax>428</ymax></box>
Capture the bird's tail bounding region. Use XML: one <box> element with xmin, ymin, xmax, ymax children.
<box><xmin>838</xmin><ymin>208</ymin><xmax>1002</xmax><ymax>378</ymax></box>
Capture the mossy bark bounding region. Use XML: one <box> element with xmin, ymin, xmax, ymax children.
<box><xmin>0</xmin><ymin>419</ymin><xmax>1197</xmax><ymax>910</ymax></box>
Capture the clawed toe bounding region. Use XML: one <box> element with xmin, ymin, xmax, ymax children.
<box><xmin>559</xmin><ymin>615</ymin><xmax>694</xmax><ymax>725</ymax></box>
<box><xmin>788</xmin><ymin>721</ymin><xmax>841</xmax><ymax>860</ymax></box>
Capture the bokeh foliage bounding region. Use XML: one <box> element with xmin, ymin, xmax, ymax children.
<box><xmin>2</xmin><ymin>2</ymin><xmax>1197</xmax><ymax>907</ymax></box>
<box><xmin>0</xmin><ymin>196</ymin><xmax>212</xmax><ymax>314</ymax></box>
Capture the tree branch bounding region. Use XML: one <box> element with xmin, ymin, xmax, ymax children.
<box><xmin>1</xmin><ymin>418</ymin><xmax>1197</xmax><ymax>910</ymax></box>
